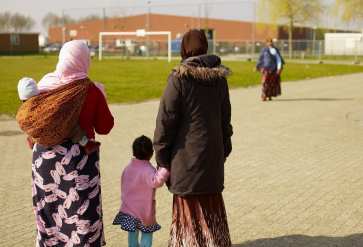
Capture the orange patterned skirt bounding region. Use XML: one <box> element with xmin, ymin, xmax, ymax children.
<box><xmin>169</xmin><ymin>193</ymin><xmax>232</xmax><ymax>247</ymax></box>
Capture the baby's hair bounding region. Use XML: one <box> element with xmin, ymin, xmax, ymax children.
<box><xmin>132</xmin><ymin>135</ymin><xmax>153</xmax><ymax>160</ymax></box>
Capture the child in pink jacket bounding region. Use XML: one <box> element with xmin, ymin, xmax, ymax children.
<box><xmin>113</xmin><ymin>135</ymin><xmax>170</xmax><ymax>247</ymax></box>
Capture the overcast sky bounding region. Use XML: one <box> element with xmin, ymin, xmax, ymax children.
<box><xmin>1</xmin><ymin>0</ymin><xmax>360</xmax><ymax>36</ymax></box>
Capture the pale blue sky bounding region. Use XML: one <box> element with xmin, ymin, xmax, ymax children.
<box><xmin>1</xmin><ymin>0</ymin><xmax>359</xmax><ymax>36</ymax></box>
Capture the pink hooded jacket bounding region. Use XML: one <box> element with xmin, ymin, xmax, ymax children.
<box><xmin>119</xmin><ymin>158</ymin><xmax>170</xmax><ymax>226</ymax></box>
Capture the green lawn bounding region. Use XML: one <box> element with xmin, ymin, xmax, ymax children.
<box><xmin>1</xmin><ymin>58</ymin><xmax>363</xmax><ymax>116</ymax></box>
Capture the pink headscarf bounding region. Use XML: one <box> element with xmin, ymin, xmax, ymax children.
<box><xmin>38</xmin><ymin>40</ymin><xmax>107</xmax><ymax>99</ymax></box>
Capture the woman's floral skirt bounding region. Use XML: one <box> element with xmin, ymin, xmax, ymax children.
<box><xmin>32</xmin><ymin>140</ymin><xmax>105</xmax><ymax>247</ymax></box>
<box><xmin>261</xmin><ymin>68</ymin><xmax>281</xmax><ymax>98</ymax></box>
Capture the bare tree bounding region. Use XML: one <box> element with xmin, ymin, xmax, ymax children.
<box><xmin>109</xmin><ymin>5</ymin><xmax>133</xmax><ymax>58</ymax></box>
<box><xmin>78</xmin><ymin>14</ymin><xmax>101</xmax><ymax>23</ymax></box>
<box><xmin>0</xmin><ymin>12</ymin><xmax>12</xmax><ymax>32</ymax></box>
<box><xmin>333</xmin><ymin>0</ymin><xmax>363</xmax><ymax>31</ymax></box>
<box><xmin>63</xmin><ymin>15</ymin><xmax>76</xmax><ymax>25</ymax></box>
<box><xmin>258</xmin><ymin>0</ymin><xmax>325</xmax><ymax>58</ymax></box>
<box><xmin>9</xmin><ymin>13</ymin><xmax>35</xmax><ymax>32</ymax></box>
<box><xmin>42</xmin><ymin>12</ymin><xmax>62</xmax><ymax>31</ymax></box>
<box><xmin>42</xmin><ymin>12</ymin><xmax>76</xmax><ymax>35</ymax></box>
<box><xmin>111</xmin><ymin>7</ymin><xmax>131</xmax><ymax>31</ymax></box>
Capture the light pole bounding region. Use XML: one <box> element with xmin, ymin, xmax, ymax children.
<box><xmin>198</xmin><ymin>4</ymin><xmax>201</xmax><ymax>30</ymax></box>
<box><xmin>353</xmin><ymin>38</ymin><xmax>361</xmax><ymax>64</ymax></box>
<box><xmin>80</xmin><ymin>26</ymin><xmax>84</xmax><ymax>40</ymax></box>
<box><xmin>312</xmin><ymin>26</ymin><xmax>317</xmax><ymax>56</ymax></box>
<box><xmin>252</xmin><ymin>0</ymin><xmax>255</xmax><ymax>61</ymax></box>
<box><xmin>146</xmin><ymin>1</ymin><xmax>151</xmax><ymax>59</ymax></box>
<box><xmin>103</xmin><ymin>8</ymin><xmax>106</xmax><ymax>32</ymax></box>
<box><xmin>62</xmin><ymin>9</ymin><xmax>66</xmax><ymax>44</ymax></box>
<box><xmin>62</xmin><ymin>27</ymin><xmax>66</xmax><ymax>45</ymax></box>
<box><xmin>191</xmin><ymin>13</ymin><xmax>195</xmax><ymax>30</ymax></box>
<box><xmin>318</xmin><ymin>41</ymin><xmax>322</xmax><ymax>64</ymax></box>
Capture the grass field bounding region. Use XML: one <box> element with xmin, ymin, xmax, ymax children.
<box><xmin>1</xmin><ymin>57</ymin><xmax>363</xmax><ymax>116</ymax></box>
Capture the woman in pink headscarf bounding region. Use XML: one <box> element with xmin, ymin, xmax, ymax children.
<box><xmin>19</xmin><ymin>41</ymin><xmax>114</xmax><ymax>247</ymax></box>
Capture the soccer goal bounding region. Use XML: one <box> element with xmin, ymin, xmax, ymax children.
<box><xmin>99</xmin><ymin>30</ymin><xmax>171</xmax><ymax>62</ymax></box>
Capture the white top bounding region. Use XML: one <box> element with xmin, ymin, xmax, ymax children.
<box><xmin>269</xmin><ymin>47</ymin><xmax>282</xmax><ymax>70</ymax></box>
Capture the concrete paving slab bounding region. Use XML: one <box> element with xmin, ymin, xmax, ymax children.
<box><xmin>1</xmin><ymin>72</ymin><xmax>363</xmax><ymax>246</ymax></box>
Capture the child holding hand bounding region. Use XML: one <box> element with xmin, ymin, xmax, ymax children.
<box><xmin>113</xmin><ymin>135</ymin><xmax>170</xmax><ymax>247</ymax></box>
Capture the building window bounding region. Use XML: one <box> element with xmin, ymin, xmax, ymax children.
<box><xmin>10</xmin><ymin>34</ymin><xmax>20</xmax><ymax>45</ymax></box>
<box><xmin>70</xmin><ymin>30</ymin><xmax>77</xmax><ymax>37</ymax></box>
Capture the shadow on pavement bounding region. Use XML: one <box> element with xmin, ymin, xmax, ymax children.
<box><xmin>232</xmin><ymin>234</ymin><xmax>363</xmax><ymax>247</ymax></box>
<box><xmin>274</xmin><ymin>98</ymin><xmax>353</xmax><ymax>101</ymax></box>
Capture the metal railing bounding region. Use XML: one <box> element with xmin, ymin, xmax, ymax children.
<box><xmin>1</xmin><ymin>39</ymin><xmax>362</xmax><ymax>63</ymax></box>
<box><xmin>95</xmin><ymin>39</ymin><xmax>362</xmax><ymax>62</ymax></box>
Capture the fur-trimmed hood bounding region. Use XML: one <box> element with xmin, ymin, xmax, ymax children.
<box><xmin>172</xmin><ymin>54</ymin><xmax>232</xmax><ymax>85</ymax></box>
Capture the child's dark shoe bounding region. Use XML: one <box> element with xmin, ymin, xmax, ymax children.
<box><xmin>83</xmin><ymin>140</ymin><xmax>101</xmax><ymax>155</ymax></box>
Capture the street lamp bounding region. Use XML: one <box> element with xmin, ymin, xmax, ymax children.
<box><xmin>317</xmin><ymin>41</ymin><xmax>323</xmax><ymax>64</ymax></box>
<box><xmin>191</xmin><ymin>13</ymin><xmax>195</xmax><ymax>30</ymax></box>
<box><xmin>252</xmin><ymin>0</ymin><xmax>255</xmax><ymax>62</ymax></box>
<box><xmin>62</xmin><ymin>9</ymin><xmax>65</xmax><ymax>44</ymax></box>
<box><xmin>62</xmin><ymin>27</ymin><xmax>66</xmax><ymax>44</ymax></box>
<box><xmin>80</xmin><ymin>26</ymin><xmax>84</xmax><ymax>40</ymax></box>
<box><xmin>146</xmin><ymin>1</ymin><xmax>151</xmax><ymax>58</ymax></box>
<box><xmin>312</xmin><ymin>26</ymin><xmax>317</xmax><ymax>56</ymax></box>
<box><xmin>353</xmin><ymin>37</ymin><xmax>361</xmax><ymax>64</ymax></box>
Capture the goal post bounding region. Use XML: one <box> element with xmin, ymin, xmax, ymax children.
<box><xmin>99</xmin><ymin>31</ymin><xmax>172</xmax><ymax>62</ymax></box>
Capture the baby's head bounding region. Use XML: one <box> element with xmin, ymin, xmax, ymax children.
<box><xmin>132</xmin><ymin>135</ymin><xmax>154</xmax><ymax>161</ymax></box>
<box><xmin>18</xmin><ymin>77</ymin><xmax>39</xmax><ymax>102</ymax></box>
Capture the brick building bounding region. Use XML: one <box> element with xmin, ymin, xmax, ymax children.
<box><xmin>48</xmin><ymin>13</ymin><xmax>343</xmax><ymax>56</ymax></box>
<box><xmin>0</xmin><ymin>33</ymin><xmax>39</xmax><ymax>54</ymax></box>
<box><xmin>48</xmin><ymin>13</ymin><xmax>306</xmax><ymax>46</ymax></box>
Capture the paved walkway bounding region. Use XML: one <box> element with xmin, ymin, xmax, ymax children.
<box><xmin>1</xmin><ymin>73</ymin><xmax>363</xmax><ymax>246</ymax></box>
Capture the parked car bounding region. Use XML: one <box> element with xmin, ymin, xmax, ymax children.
<box><xmin>171</xmin><ymin>39</ymin><xmax>182</xmax><ymax>54</ymax></box>
<box><xmin>43</xmin><ymin>45</ymin><xmax>62</xmax><ymax>53</ymax></box>
<box><xmin>106</xmin><ymin>46</ymin><xmax>123</xmax><ymax>53</ymax></box>
<box><xmin>89</xmin><ymin>45</ymin><xmax>99</xmax><ymax>51</ymax></box>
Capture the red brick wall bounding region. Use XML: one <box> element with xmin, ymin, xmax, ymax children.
<box><xmin>49</xmin><ymin>13</ymin><xmax>280</xmax><ymax>45</ymax></box>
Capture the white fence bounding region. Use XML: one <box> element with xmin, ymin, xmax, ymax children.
<box><xmin>98</xmin><ymin>31</ymin><xmax>171</xmax><ymax>62</ymax></box>
<box><xmin>96</xmin><ymin>39</ymin><xmax>362</xmax><ymax>59</ymax></box>
<box><xmin>6</xmin><ymin>38</ymin><xmax>359</xmax><ymax>62</ymax></box>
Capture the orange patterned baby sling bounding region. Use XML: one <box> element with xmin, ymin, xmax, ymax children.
<box><xmin>16</xmin><ymin>78</ymin><xmax>93</xmax><ymax>147</ymax></box>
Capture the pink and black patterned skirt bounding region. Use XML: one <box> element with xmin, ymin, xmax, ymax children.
<box><xmin>32</xmin><ymin>140</ymin><xmax>105</xmax><ymax>247</ymax></box>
